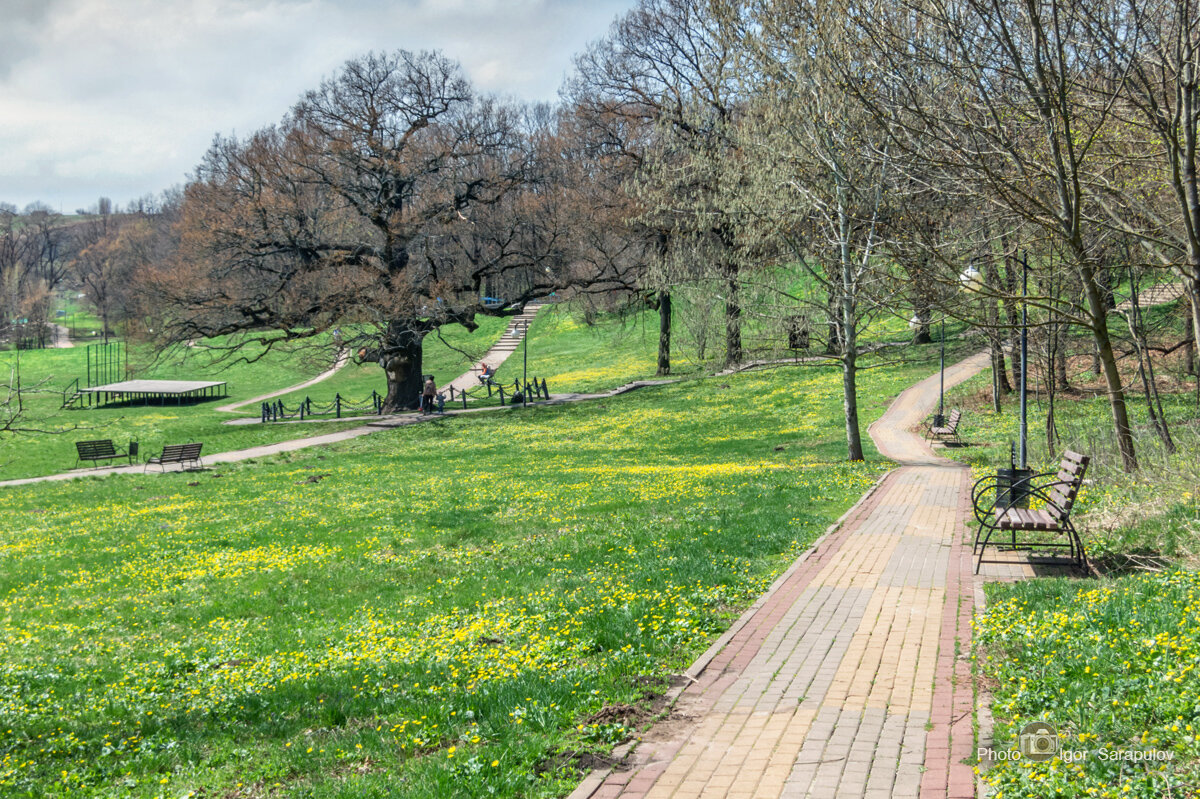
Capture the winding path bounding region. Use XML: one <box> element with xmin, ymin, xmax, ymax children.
<box><xmin>50</xmin><ymin>324</ymin><xmax>74</xmax><ymax>348</ymax></box>
<box><xmin>570</xmin><ymin>352</ymin><xmax>991</xmax><ymax>799</ymax></box>
<box><xmin>216</xmin><ymin>349</ymin><xmax>350</xmax><ymax>413</ymax></box>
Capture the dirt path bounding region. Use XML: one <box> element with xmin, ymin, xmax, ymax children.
<box><xmin>50</xmin><ymin>324</ymin><xmax>73</xmax><ymax>348</ymax></box>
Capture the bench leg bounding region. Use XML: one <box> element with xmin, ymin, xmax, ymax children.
<box><xmin>975</xmin><ymin>526</ymin><xmax>997</xmax><ymax>574</ymax></box>
<box><xmin>1064</xmin><ymin>520</ymin><xmax>1086</xmax><ymax>569</ymax></box>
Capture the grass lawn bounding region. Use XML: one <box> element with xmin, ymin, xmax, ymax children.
<box><xmin>487</xmin><ymin>302</ymin><xmax>968</xmax><ymax>396</ymax></box>
<box><xmin>490</xmin><ymin>306</ymin><xmax>677</xmax><ymax>395</ymax></box>
<box><xmin>938</xmin><ymin>354</ymin><xmax>1200</xmax><ymax>797</ymax></box>
<box><xmin>0</xmin><ymin>320</ymin><xmax>522</xmax><ymax>481</ymax></box>
<box><xmin>0</xmin><ymin>354</ymin><xmax>933</xmax><ymax>798</ymax></box>
<box><xmin>976</xmin><ymin>574</ymin><xmax>1200</xmax><ymax>798</ymax></box>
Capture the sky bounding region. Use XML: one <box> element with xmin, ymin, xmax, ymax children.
<box><xmin>0</xmin><ymin>0</ymin><xmax>634</xmax><ymax>214</ymax></box>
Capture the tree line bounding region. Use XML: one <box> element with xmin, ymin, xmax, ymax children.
<box><xmin>6</xmin><ymin>0</ymin><xmax>1199</xmax><ymax>470</ymax></box>
<box><xmin>0</xmin><ymin>196</ymin><xmax>177</xmax><ymax>349</ymax></box>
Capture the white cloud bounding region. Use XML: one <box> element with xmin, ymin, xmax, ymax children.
<box><xmin>0</xmin><ymin>0</ymin><xmax>631</xmax><ymax>212</ymax></box>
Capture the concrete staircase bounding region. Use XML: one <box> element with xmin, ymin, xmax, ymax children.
<box><xmin>486</xmin><ymin>305</ymin><xmax>543</xmax><ymax>359</ymax></box>
<box><xmin>444</xmin><ymin>302</ymin><xmax>546</xmax><ymax>395</ymax></box>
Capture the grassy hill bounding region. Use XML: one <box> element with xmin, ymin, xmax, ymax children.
<box><xmin>0</xmin><ymin>328</ymin><xmax>939</xmax><ymax>797</ymax></box>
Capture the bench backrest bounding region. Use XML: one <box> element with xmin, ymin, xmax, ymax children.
<box><xmin>161</xmin><ymin>442</ymin><xmax>203</xmax><ymax>460</ymax></box>
<box><xmin>947</xmin><ymin>409</ymin><xmax>962</xmax><ymax>429</ymax></box>
<box><xmin>76</xmin><ymin>440</ymin><xmax>116</xmax><ymax>458</ymax></box>
<box><xmin>1047</xmin><ymin>450</ymin><xmax>1089</xmax><ymax>521</ymax></box>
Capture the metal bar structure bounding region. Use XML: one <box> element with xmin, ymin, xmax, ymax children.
<box><xmin>1019</xmin><ymin>253</ymin><xmax>1029</xmax><ymax>470</ymax></box>
<box><xmin>938</xmin><ymin>319</ymin><xmax>945</xmax><ymax>419</ymax></box>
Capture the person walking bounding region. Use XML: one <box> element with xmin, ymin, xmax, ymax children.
<box><xmin>422</xmin><ymin>375</ymin><xmax>437</xmax><ymax>414</ymax></box>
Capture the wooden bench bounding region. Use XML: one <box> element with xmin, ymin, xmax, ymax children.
<box><xmin>926</xmin><ymin>409</ymin><xmax>963</xmax><ymax>444</ymax></box>
<box><xmin>145</xmin><ymin>442</ymin><xmax>204</xmax><ymax>472</ymax></box>
<box><xmin>970</xmin><ymin>450</ymin><xmax>1090</xmax><ymax>573</ymax></box>
<box><xmin>75</xmin><ymin>439</ymin><xmax>136</xmax><ymax>468</ymax></box>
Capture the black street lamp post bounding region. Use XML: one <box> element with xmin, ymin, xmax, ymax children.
<box><xmin>998</xmin><ymin>253</ymin><xmax>1033</xmax><ymax>509</ymax></box>
<box><xmin>936</xmin><ymin>318</ymin><xmax>946</xmax><ymax>426</ymax></box>
<box><xmin>1019</xmin><ymin>253</ymin><xmax>1029</xmax><ymax>470</ymax></box>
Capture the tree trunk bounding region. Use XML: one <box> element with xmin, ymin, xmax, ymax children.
<box><xmin>724</xmin><ymin>273</ymin><xmax>742</xmax><ymax>367</ymax></box>
<box><xmin>826</xmin><ymin>290</ymin><xmax>842</xmax><ymax>355</ymax></box>
<box><xmin>912</xmin><ymin>306</ymin><xmax>932</xmax><ymax>344</ymax></box>
<box><xmin>1082</xmin><ymin>264</ymin><xmax>1138</xmax><ymax>471</ymax></box>
<box><xmin>379</xmin><ymin>323</ymin><xmax>425</xmax><ymax>413</ymax></box>
<box><xmin>1188</xmin><ymin>285</ymin><xmax>1200</xmax><ymax>376</ymax></box>
<box><xmin>1127</xmin><ymin>271</ymin><xmax>1176</xmax><ymax>454</ymax></box>
<box><xmin>1054</xmin><ymin>326</ymin><xmax>1071</xmax><ymax>391</ymax></box>
<box><xmin>983</xmin><ymin>247</ymin><xmax>1013</xmax><ymax>395</ymax></box>
<box><xmin>843</xmin><ymin>346</ymin><xmax>864</xmax><ymax>461</ymax></box>
<box><xmin>995</xmin><ymin>348</ymin><xmax>1013</xmax><ymax>394</ymax></box>
<box><xmin>838</xmin><ymin>203</ymin><xmax>864</xmax><ymax>462</ymax></box>
<box><xmin>657</xmin><ymin>291</ymin><xmax>671</xmax><ymax>376</ymax></box>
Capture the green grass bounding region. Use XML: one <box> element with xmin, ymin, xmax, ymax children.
<box><xmin>976</xmin><ymin>573</ymin><xmax>1200</xmax><ymax>798</ymax></box>
<box><xmin>0</xmin><ymin>341</ymin><xmax>358</xmax><ymax>481</ymax></box>
<box><xmin>0</xmin><ymin>355</ymin><xmax>934</xmax><ymax>798</ymax></box>
<box><xmin>0</xmin><ymin>319</ymin><xmax>550</xmax><ymax>481</ymax></box>
<box><xmin>490</xmin><ymin>306</ymin><xmax>678</xmax><ymax>394</ymax></box>
<box><xmin>939</xmin><ymin>341</ymin><xmax>1200</xmax><ymax>796</ymax></box>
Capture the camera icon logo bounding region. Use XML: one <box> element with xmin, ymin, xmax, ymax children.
<box><xmin>1018</xmin><ymin>721</ymin><xmax>1059</xmax><ymax>761</ymax></box>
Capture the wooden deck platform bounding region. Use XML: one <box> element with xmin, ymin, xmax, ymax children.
<box><xmin>79</xmin><ymin>380</ymin><xmax>228</xmax><ymax>406</ymax></box>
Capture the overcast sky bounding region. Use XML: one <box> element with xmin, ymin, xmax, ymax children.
<box><xmin>0</xmin><ymin>0</ymin><xmax>634</xmax><ymax>214</ymax></box>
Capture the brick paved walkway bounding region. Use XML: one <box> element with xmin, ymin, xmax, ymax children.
<box><xmin>573</xmin><ymin>353</ymin><xmax>991</xmax><ymax>799</ymax></box>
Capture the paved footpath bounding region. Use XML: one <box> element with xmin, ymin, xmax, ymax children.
<box><xmin>573</xmin><ymin>352</ymin><xmax>991</xmax><ymax>799</ymax></box>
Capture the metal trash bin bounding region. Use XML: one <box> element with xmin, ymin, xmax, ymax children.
<box><xmin>996</xmin><ymin>467</ymin><xmax>1033</xmax><ymax>510</ymax></box>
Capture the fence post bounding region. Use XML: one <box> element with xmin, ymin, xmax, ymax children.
<box><xmin>336</xmin><ymin>393</ymin><xmax>342</xmax><ymax>418</ymax></box>
<box><xmin>307</xmin><ymin>396</ymin><xmax>312</xmax><ymax>415</ymax></box>
<box><xmin>487</xmin><ymin>381</ymin><xmax>493</xmax><ymax>397</ymax></box>
<box><xmin>462</xmin><ymin>391</ymin><xmax>468</xmax><ymax>409</ymax></box>
<box><xmin>541</xmin><ymin>378</ymin><xmax>548</xmax><ymax>399</ymax></box>
<box><xmin>262</xmin><ymin>402</ymin><xmax>269</xmax><ymax>423</ymax></box>
<box><xmin>373</xmin><ymin>390</ymin><xmax>380</xmax><ymax>414</ymax></box>
<box><xmin>299</xmin><ymin>401</ymin><xmax>305</xmax><ymax>420</ymax></box>
<box><xmin>514</xmin><ymin>379</ymin><xmax>520</xmax><ymax>394</ymax></box>
<box><xmin>498</xmin><ymin>386</ymin><xmax>506</xmax><ymax>406</ymax></box>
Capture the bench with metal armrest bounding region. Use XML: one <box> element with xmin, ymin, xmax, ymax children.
<box><xmin>926</xmin><ymin>409</ymin><xmax>963</xmax><ymax>444</ymax></box>
<box><xmin>970</xmin><ymin>450</ymin><xmax>1090</xmax><ymax>574</ymax></box>
<box><xmin>145</xmin><ymin>442</ymin><xmax>204</xmax><ymax>472</ymax></box>
<box><xmin>74</xmin><ymin>439</ymin><xmax>137</xmax><ymax>468</ymax></box>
